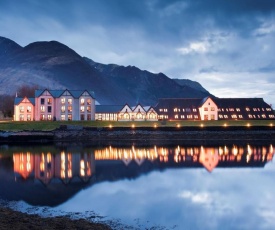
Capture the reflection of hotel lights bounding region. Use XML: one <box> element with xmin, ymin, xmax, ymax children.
<box><xmin>233</xmin><ymin>146</ymin><xmax>238</xmax><ymax>156</ymax></box>
<box><xmin>219</xmin><ymin>147</ymin><xmax>223</xmax><ymax>155</ymax></box>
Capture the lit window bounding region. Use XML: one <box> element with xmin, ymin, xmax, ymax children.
<box><xmin>61</xmin><ymin>106</ymin><xmax>65</xmax><ymax>113</ymax></box>
<box><xmin>238</xmin><ymin>115</ymin><xmax>243</xmax><ymax>118</ymax></box>
<box><xmin>68</xmin><ymin>106</ymin><xmax>72</xmax><ymax>112</ymax></box>
<box><xmin>174</xmin><ymin>108</ymin><xmax>177</xmax><ymax>112</ymax></box>
<box><xmin>204</xmin><ymin>107</ymin><xmax>208</xmax><ymax>111</ymax></box>
<box><xmin>224</xmin><ymin>115</ymin><xmax>228</xmax><ymax>118</ymax></box>
<box><xmin>266</xmin><ymin>108</ymin><xmax>271</xmax><ymax>111</ymax></box>
<box><xmin>19</xmin><ymin>106</ymin><xmax>24</xmax><ymax>112</ymax></box>
<box><xmin>40</xmin><ymin>114</ymin><xmax>45</xmax><ymax>120</ymax></box>
<box><xmin>211</xmin><ymin>107</ymin><xmax>215</xmax><ymax>111</ymax></box>
<box><xmin>262</xmin><ymin>114</ymin><xmax>266</xmax><ymax>118</ymax></box>
<box><xmin>246</xmin><ymin>107</ymin><xmax>250</xmax><ymax>111</ymax></box>
<box><xmin>41</xmin><ymin>105</ymin><xmax>45</xmax><ymax>112</ymax></box>
<box><xmin>182</xmin><ymin>108</ymin><xmax>185</xmax><ymax>112</ymax></box>
<box><xmin>236</xmin><ymin>108</ymin><xmax>240</xmax><ymax>112</ymax></box>
<box><xmin>229</xmin><ymin>108</ymin><xmax>234</xmax><ymax>112</ymax></box>
<box><xmin>231</xmin><ymin>115</ymin><xmax>237</xmax><ymax>119</ymax></box>
<box><xmin>204</xmin><ymin>115</ymin><xmax>208</xmax><ymax>120</ymax></box>
<box><xmin>159</xmin><ymin>109</ymin><xmax>163</xmax><ymax>112</ymax></box>
<box><xmin>68</xmin><ymin>98</ymin><xmax>72</xmax><ymax>105</ymax></box>
<box><xmin>164</xmin><ymin>109</ymin><xmax>167</xmax><ymax>112</ymax></box>
<box><xmin>181</xmin><ymin>115</ymin><xmax>185</xmax><ymax>119</ymax></box>
<box><xmin>219</xmin><ymin>115</ymin><xmax>223</xmax><ymax>118</ymax></box>
<box><xmin>68</xmin><ymin>114</ymin><xmax>72</xmax><ymax>120</ymax></box>
<box><xmin>175</xmin><ymin>115</ymin><xmax>179</xmax><ymax>119</ymax></box>
<box><xmin>19</xmin><ymin>114</ymin><xmax>24</xmax><ymax>121</ymax></box>
<box><xmin>61</xmin><ymin>98</ymin><xmax>65</xmax><ymax>104</ymax></box>
<box><xmin>269</xmin><ymin>115</ymin><xmax>275</xmax><ymax>118</ymax></box>
<box><xmin>27</xmin><ymin>114</ymin><xmax>31</xmax><ymax>121</ymax></box>
<box><xmin>194</xmin><ymin>115</ymin><xmax>198</xmax><ymax>119</ymax></box>
<box><xmin>80</xmin><ymin>106</ymin><xmax>85</xmax><ymax>112</ymax></box>
<box><xmin>61</xmin><ymin>115</ymin><xmax>65</xmax><ymax>120</ymax></box>
<box><xmin>27</xmin><ymin>106</ymin><xmax>31</xmax><ymax>112</ymax></box>
<box><xmin>80</xmin><ymin>98</ymin><xmax>85</xmax><ymax>105</ymax></box>
<box><xmin>187</xmin><ymin>115</ymin><xmax>193</xmax><ymax>119</ymax></box>
<box><xmin>47</xmin><ymin>98</ymin><xmax>52</xmax><ymax>104</ymax></box>
<box><xmin>47</xmin><ymin>114</ymin><xmax>52</xmax><ymax>120</ymax></box>
<box><xmin>87</xmin><ymin>106</ymin><xmax>91</xmax><ymax>112</ymax></box>
<box><xmin>211</xmin><ymin>115</ymin><xmax>215</xmax><ymax>120</ymax></box>
<box><xmin>87</xmin><ymin>99</ymin><xmax>91</xmax><ymax>105</ymax></box>
<box><xmin>193</xmin><ymin>108</ymin><xmax>197</xmax><ymax>112</ymax></box>
<box><xmin>248</xmin><ymin>114</ymin><xmax>253</xmax><ymax>118</ymax></box>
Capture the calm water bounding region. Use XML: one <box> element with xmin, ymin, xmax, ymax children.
<box><xmin>0</xmin><ymin>142</ymin><xmax>275</xmax><ymax>229</ymax></box>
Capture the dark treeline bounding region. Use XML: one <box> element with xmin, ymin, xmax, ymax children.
<box><xmin>0</xmin><ymin>85</ymin><xmax>39</xmax><ymax>118</ymax></box>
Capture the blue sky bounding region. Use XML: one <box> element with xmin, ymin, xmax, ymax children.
<box><xmin>1</xmin><ymin>0</ymin><xmax>275</xmax><ymax>105</ymax></box>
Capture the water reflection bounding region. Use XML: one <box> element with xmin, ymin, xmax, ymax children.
<box><xmin>7</xmin><ymin>144</ymin><xmax>275</xmax><ymax>184</ymax></box>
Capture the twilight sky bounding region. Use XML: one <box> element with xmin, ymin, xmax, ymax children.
<box><xmin>1</xmin><ymin>0</ymin><xmax>275</xmax><ymax>105</ymax></box>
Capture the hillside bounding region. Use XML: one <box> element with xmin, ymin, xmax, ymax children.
<box><xmin>0</xmin><ymin>36</ymin><xmax>212</xmax><ymax>105</ymax></box>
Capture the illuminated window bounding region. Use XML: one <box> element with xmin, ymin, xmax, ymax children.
<box><xmin>269</xmin><ymin>115</ymin><xmax>275</xmax><ymax>118</ymax></box>
<box><xmin>40</xmin><ymin>114</ymin><xmax>45</xmax><ymax>120</ymax></box>
<box><xmin>164</xmin><ymin>109</ymin><xmax>167</xmax><ymax>112</ymax></box>
<box><xmin>266</xmin><ymin>108</ymin><xmax>272</xmax><ymax>111</ymax></box>
<box><xmin>68</xmin><ymin>98</ymin><xmax>72</xmax><ymax>105</ymax></box>
<box><xmin>87</xmin><ymin>106</ymin><xmax>91</xmax><ymax>112</ymax></box>
<box><xmin>61</xmin><ymin>115</ymin><xmax>65</xmax><ymax>120</ymax></box>
<box><xmin>47</xmin><ymin>114</ymin><xmax>52</xmax><ymax>120</ymax></box>
<box><xmin>159</xmin><ymin>109</ymin><xmax>163</xmax><ymax>112</ymax></box>
<box><xmin>231</xmin><ymin>115</ymin><xmax>237</xmax><ymax>119</ymax></box>
<box><xmin>193</xmin><ymin>108</ymin><xmax>197</xmax><ymax>112</ymax></box>
<box><xmin>236</xmin><ymin>108</ymin><xmax>240</xmax><ymax>112</ymax></box>
<box><xmin>68</xmin><ymin>106</ymin><xmax>72</xmax><ymax>112</ymax></box>
<box><xmin>238</xmin><ymin>115</ymin><xmax>243</xmax><ymax>118</ymax></box>
<box><xmin>262</xmin><ymin>114</ymin><xmax>266</xmax><ymax>118</ymax></box>
<box><xmin>61</xmin><ymin>106</ymin><xmax>65</xmax><ymax>113</ymax></box>
<box><xmin>229</xmin><ymin>108</ymin><xmax>234</xmax><ymax>112</ymax></box>
<box><xmin>27</xmin><ymin>106</ymin><xmax>31</xmax><ymax>112</ymax></box>
<box><xmin>194</xmin><ymin>115</ymin><xmax>198</xmax><ymax>119</ymax></box>
<box><xmin>61</xmin><ymin>98</ymin><xmax>65</xmax><ymax>104</ymax></box>
<box><xmin>68</xmin><ymin>114</ymin><xmax>72</xmax><ymax>120</ymax></box>
<box><xmin>174</xmin><ymin>108</ymin><xmax>177</xmax><ymax>112</ymax></box>
<box><xmin>19</xmin><ymin>106</ymin><xmax>24</xmax><ymax>112</ymax></box>
<box><xmin>181</xmin><ymin>115</ymin><xmax>185</xmax><ymax>119</ymax></box>
<box><xmin>219</xmin><ymin>115</ymin><xmax>223</xmax><ymax>118</ymax></box>
<box><xmin>224</xmin><ymin>115</ymin><xmax>228</xmax><ymax>118</ymax></box>
<box><xmin>175</xmin><ymin>115</ymin><xmax>179</xmax><ymax>119</ymax></box>
<box><xmin>182</xmin><ymin>108</ymin><xmax>185</xmax><ymax>112</ymax></box>
<box><xmin>47</xmin><ymin>98</ymin><xmax>52</xmax><ymax>104</ymax></box>
<box><xmin>19</xmin><ymin>114</ymin><xmax>24</xmax><ymax>121</ymax></box>
<box><xmin>204</xmin><ymin>115</ymin><xmax>208</xmax><ymax>120</ymax></box>
<box><xmin>211</xmin><ymin>107</ymin><xmax>215</xmax><ymax>111</ymax></box>
<box><xmin>41</xmin><ymin>105</ymin><xmax>45</xmax><ymax>112</ymax></box>
<box><xmin>248</xmin><ymin>114</ymin><xmax>253</xmax><ymax>118</ymax></box>
<box><xmin>211</xmin><ymin>114</ymin><xmax>215</xmax><ymax>120</ymax></box>
<box><xmin>27</xmin><ymin>114</ymin><xmax>31</xmax><ymax>121</ymax></box>
<box><xmin>80</xmin><ymin>106</ymin><xmax>85</xmax><ymax>112</ymax></box>
<box><xmin>187</xmin><ymin>115</ymin><xmax>193</xmax><ymax>119</ymax></box>
<box><xmin>246</xmin><ymin>107</ymin><xmax>250</xmax><ymax>111</ymax></box>
<box><xmin>80</xmin><ymin>98</ymin><xmax>85</xmax><ymax>105</ymax></box>
<box><xmin>204</xmin><ymin>107</ymin><xmax>208</xmax><ymax>111</ymax></box>
<box><xmin>87</xmin><ymin>99</ymin><xmax>91</xmax><ymax>105</ymax></box>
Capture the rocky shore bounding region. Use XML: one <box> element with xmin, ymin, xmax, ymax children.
<box><xmin>0</xmin><ymin>125</ymin><xmax>275</xmax><ymax>145</ymax></box>
<box><xmin>0</xmin><ymin>207</ymin><xmax>111</xmax><ymax>230</ymax></box>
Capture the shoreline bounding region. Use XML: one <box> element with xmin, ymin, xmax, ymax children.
<box><xmin>0</xmin><ymin>125</ymin><xmax>275</xmax><ymax>144</ymax></box>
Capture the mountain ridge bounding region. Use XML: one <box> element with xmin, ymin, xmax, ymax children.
<box><xmin>0</xmin><ymin>36</ymin><xmax>212</xmax><ymax>105</ymax></box>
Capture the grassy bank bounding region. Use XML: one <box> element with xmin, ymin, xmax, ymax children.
<box><xmin>0</xmin><ymin>120</ymin><xmax>275</xmax><ymax>131</ymax></box>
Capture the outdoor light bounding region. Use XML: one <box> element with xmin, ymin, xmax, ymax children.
<box><xmin>247</xmin><ymin>123</ymin><xmax>250</xmax><ymax>127</ymax></box>
<box><xmin>176</xmin><ymin>124</ymin><xmax>180</xmax><ymax>128</ymax></box>
<box><xmin>109</xmin><ymin>124</ymin><xmax>112</xmax><ymax>128</ymax></box>
<box><xmin>200</xmin><ymin>124</ymin><xmax>204</xmax><ymax>127</ymax></box>
<box><xmin>224</xmin><ymin>123</ymin><xmax>227</xmax><ymax>127</ymax></box>
<box><xmin>270</xmin><ymin>123</ymin><xmax>273</xmax><ymax>127</ymax></box>
<box><xmin>132</xmin><ymin>124</ymin><xmax>135</xmax><ymax>128</ymax></box>
<box><xmin>154</xmin><ymin>124</ymin><xmax>157</xmax><ymax>128</ymax></box>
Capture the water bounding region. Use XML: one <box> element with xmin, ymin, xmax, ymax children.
<box><xmin>0</xmin><ymin>142</ymin><xmax>275</xmax><ymax>229</ymax></box>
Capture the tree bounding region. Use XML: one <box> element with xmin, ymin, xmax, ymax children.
<box><xmin>17</xmin><ymin>85</ymin><xmax>39</xmax><ymax>98</ymax></box>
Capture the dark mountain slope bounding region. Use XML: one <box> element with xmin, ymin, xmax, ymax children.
<box><xmin>84</xmin><ymin>58</ymin><xmax>211</xmax><ymax>105</ymax></box>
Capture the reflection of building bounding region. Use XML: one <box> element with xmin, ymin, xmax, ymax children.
<box><xmin>199</xmin><ymin>147</ymin><xmax>219</xmax><ymax>172</ymax></box>
<box><xmin>94</xmin><ymin>144</ymin><xmax>274</xmax><ymax>172</ymax></box>
<box><xmin>13</xmin><ymin>152</ymin><xmax>34</xmax><ymax>179</ymax></box>
<box><xmin>13</xmin><ymin>151</ymin><xmax>95</xmax><ymax>184</ymax></box>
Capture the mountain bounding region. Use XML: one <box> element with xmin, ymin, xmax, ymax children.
<box><xmin>0</xmin><ymin>36</ymin><xmax>212</xmax><ymax>105</ymax></box>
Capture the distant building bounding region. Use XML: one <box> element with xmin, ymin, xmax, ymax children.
<box><xmin>34</xmin><ymin>89</ymin><xmax>95</xmax><ymax>121</ymax></box>
<box><xmin>154</xmin><ymin>97</ymin><xmax>275</xmax><ymax>121</ymax></box>
<box><xmin>95</xmin><ymin>105</ymin><xmax>123</xmax><ymax>121</ymax></box>
<box><xmin>14</xmin><ymin>97</ymin><xmax>35</xmax><ymax>121</ymax></box>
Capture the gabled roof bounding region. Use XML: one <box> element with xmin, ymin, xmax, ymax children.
<box><xmin>14</xmin><ymin>97</ymin><xmax>35</xmax><ymax>105</ymax></box>
<box><xmin>213</xmin><ymin>98</ymin><xmax>271</xmax><ymax>108</ymax></box>
<box><xmin>155</xmin><ymin>98</ymin><xmax>204</xmax><ymax>108</ymax></box>
<box><xmin>35</xmin><ymin>89</ymin><xmax>95</xmax><ymax>99</ymax></box>
<box><xmin>96</xmin><ymin>105</ymin><xmax>124</xmax><ymax>113</ymax></box>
